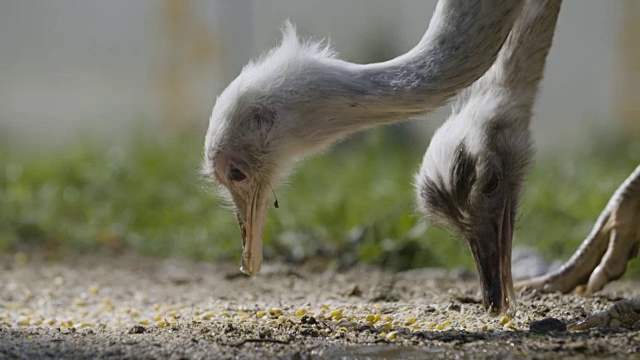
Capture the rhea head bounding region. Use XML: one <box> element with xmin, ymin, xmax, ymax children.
<box><xmin>202</xmin><ymin>24</ymin><xmax>371</xmax><ymax>276</ymax></box>
<box><xmin>416</xmin><ymin>96</ymin><xmax>534</xmax><ymax>315</ymax></box>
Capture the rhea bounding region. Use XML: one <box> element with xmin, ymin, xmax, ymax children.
<box><xmin>417</xmin><ymin>0</ymin><xmax>561</xmax><ymax>314</ymax></box>
<box><xmin>203</xmin><ymin>0</ymin><xmax>639</xmax><ymax>314</ymax></box>
<box><xmin>417</xmin><ymin>0</ymin><xmax>640</xmax><ymax>304</ymax></box>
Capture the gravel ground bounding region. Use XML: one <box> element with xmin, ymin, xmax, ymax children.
<box><xmin>0</xmin><ymin>253</ymin><xmax>639</xmax><ymax>359</ymax></box>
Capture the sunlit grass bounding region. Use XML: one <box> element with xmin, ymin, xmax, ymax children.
<box><xmin>0</xmin><ymin>128</ymin><xmax>638</xmax><ymax>277</ymax></box>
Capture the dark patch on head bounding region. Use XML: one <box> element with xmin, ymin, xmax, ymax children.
<box><xmin>483</xmin><ymin>117</ymin><xmax>510</xmax><ymax>139</ymax></box>
<box><xmin>421</xmin><ymin>176</ymin><xmax>461</xmax><ymax>227</ymax></box>
<box><xmin>451</xmin><ymin>145</ymin><xmax>477</xmax><ymax>206</ymax></box>
<box><xmin>420</xmin><ymin>144</ymin><xmax>477</xmax><ymax>232</ymax></box>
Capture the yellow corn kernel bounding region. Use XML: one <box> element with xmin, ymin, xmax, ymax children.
<box><xmin>17</xmin><ymin>318</ymin><xmax>30</xmax><ymax>326</ymax></box>
<box><xmin>256</xmin><ymin>311</ymin><xmax>267</xmax><ymax>318</ymax></box>
<box><xmin>202</xmin><ymin>313</ymin><xmax>214</xmax><ymax>320</ymax></box>
<box><xmin>405</xmin><ymin>317</ymin><xmax>416</xmax><ymax>326</ymax></box>
<box><xmin>139</xmin><ymin>320</ymin><xmax>150</xmax><ymax>326</ymax></box>
<box><xmin>269</xmin><ymin>308</ymin><xmax>282</xmax><ymax>315</ymax></box>
<box><xmin>373</xmin><ymin>314</ymin><xmax>382</xmax><ymax>323</ymax></box>
<box><xmin>427</xmin><ymin>322</ymin><xmax>436</xmax><ymax>328</ymax></box>
<box><xmin>365</xmin><ymin>314</ymin><xmax>375</xmax><ymax>322</ymax></box>
<box><xmin>442</xmin><ymin>320</ymin><xmax>451</xmax><ymax>326</ymax></box>
<box><xmin>382</xmin><ymin>315</ymin><xmax>393</xmax><ymax>322</ymax></box>
<box><xmin>384</xmin><ymin>322</ymin><xmax>393</xmax><ymax>330</ymax></box>
<box><xmin>88</xmin><ymin>284</ymin><xmax>100</xmax><ymax>295</ymax></box>
<box><xmin>499</xmin><ymin>316</ymin><xmax>509</xmax><ymax>325</ymax></box>
<box><xmin>504</xmin><ymin>321</ymin><xmax>516</xmax><ymax>329</ymax></box>
<box><xmin>295</xmin><ymin>309</ymin><xmax>306</xmax><ymax>317</ymax></box>
<box><xmin>320</xmin><ymin>304</ymin><xmax>330</xmax><ymax>310</ymax></box>
<box><xmin>481</xmin><ymin>325</ymin><xmax>489</xmax><ymax>332</ymax></box>
<box><xmin>386</xmin><ymin>331</ymin><xmax>398</xmax><ymax>340</ymax></box>
<box><xmin>329</xmin><ymin>309</ymin><xmax>342</xmax><ymax>319</ymax></box>
<box><xmin>436</xmin><ymin>324</ymin><xmax>445</xmax><ymax>331</ymax></box>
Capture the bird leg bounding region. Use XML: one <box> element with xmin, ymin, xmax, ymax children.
<box><xmin>516</xmin><ymin>165</ymin><xmax>640</xmax><ymax>295</ymax></box>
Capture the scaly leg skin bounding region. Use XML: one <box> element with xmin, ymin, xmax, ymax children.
<box><xmin>516</xmin><ymin>165</ymin><xmax>640</xmax><ymax>295</ymax></box>
<box><xmin>567</xmin><ymin>299</ymin><xmax>640</xmax><ymax>331</ymax></box>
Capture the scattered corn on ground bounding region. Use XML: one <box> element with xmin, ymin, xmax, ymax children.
<box><xmin>1</xmin><ymin>253</ymin><xmax>639</xmax><ymax>359</ymax></box>
<box><xmin>0</xmin><ymin>287</ymin><xmax>527</xmax><ymax>334</ymax></box>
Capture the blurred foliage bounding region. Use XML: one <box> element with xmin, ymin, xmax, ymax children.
<box><xmin>0</xmin><ymin>128</ymin><xmax>638</xmax><ymax>278</ymax></box>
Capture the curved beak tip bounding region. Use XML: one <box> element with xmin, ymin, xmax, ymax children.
<box><xmin>471</xmin><ymin>198</ymin><xmax>517</xmax><ymax>316</ymax></box>
<box><xmin>235</xmin><ymin>193</ymin><xmax>268</xmax><ymax>276</ymax></box>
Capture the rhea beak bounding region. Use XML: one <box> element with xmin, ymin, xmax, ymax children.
<box><xmin>235</xmin><ymin>187</ymin><xmax>269</xmax><ymax>276</ymax></box>
<box><xmin>468</xmin><ymin>198</ymin><xmax>516</xmax><ymax>316</ymax></box>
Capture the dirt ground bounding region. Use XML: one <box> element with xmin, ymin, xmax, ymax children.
<box><xmin>0</xmin><ymin>253</ymin><xmax>638</xmax><ymax>359</ymax></box>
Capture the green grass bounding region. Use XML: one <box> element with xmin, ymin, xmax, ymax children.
<box><xmin>0</xmin><ymin>128</ymin><xmax>638</xmax><ymax>278</ymax></box>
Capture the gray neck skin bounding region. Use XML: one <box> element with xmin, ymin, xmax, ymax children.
<box><xmin>287</xmin><ymin>0</ymin><xmax>525</xmax><ymax>141</ymax></box>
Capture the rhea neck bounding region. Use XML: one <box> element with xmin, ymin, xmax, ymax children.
<box><xmin>456</xmin><ymin>0</ymin><xmax>562</xmax><ymax>119</ymax></box>
<box><xmin>284</xmin><ymin>0</ymin><xmax>524</xmax><ymax>143</ymax></box>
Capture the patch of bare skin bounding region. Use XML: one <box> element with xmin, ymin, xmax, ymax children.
<box><xmin>0</xmin><ymin>253</ymin><xmax>639</xmax><ymax>359</ymax></box>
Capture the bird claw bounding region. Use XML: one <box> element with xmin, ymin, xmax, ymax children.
<box><xmin>516</xmin><ymin>165</ymin><xmax>640</xmax><ymax>295</ymax></box>
<box><xmin>566</xmin><ymin>299</ymin><xmax>640</xmax><ymax>331</ymax></box>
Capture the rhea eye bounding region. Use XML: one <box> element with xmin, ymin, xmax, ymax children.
<box><xmin>228</xmin><ymin>167</ymin><xmax>247</xmax><ymax>182</ymax></box>
<box><xmin>483</xmin><ymin>173</ymin><xmax>500</xmax><ymax>195</ymax></box>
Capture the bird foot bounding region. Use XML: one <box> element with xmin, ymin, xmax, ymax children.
<box><xmin>567</xmin><ymin>299</ymin><xmax>640</xmax><ymax>331</ymax></box>
<box><xmin>515</xmin><ymin>165</ymin><xmax>640</xmax><ymax>295</ymax></box>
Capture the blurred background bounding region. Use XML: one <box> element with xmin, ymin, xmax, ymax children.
<box><xmin>0</xmin><ymin>1</ymin><xmax>638</xmax><ymax>277</ymax></box>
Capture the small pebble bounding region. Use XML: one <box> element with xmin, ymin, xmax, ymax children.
<box><xmin>128</xmin><ymin>324</ymin><xmax>146</xmax><ymax>334</ymax></box>
<box><xmin>300</xmin><ymin>315</ymin><xmax>317</xmax><ymax>325</ymax></box>
<box><xmin>529</xmin><ymin>317</ymin><xmax>567</xmax><ymax>333</ymax></box>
